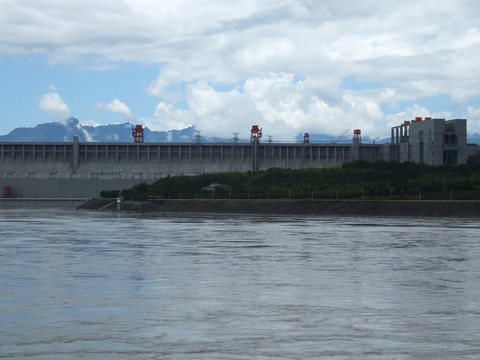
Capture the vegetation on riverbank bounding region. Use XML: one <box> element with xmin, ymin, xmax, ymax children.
<box><xmin>101</xmin><ymin>160</ymin><xmax>480</xmax><ymax>201</ymax></box>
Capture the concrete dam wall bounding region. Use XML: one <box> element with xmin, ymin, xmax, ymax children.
<box><xmin>1</xmin><ymin>137</ymin><xmax>391</xmax><ymax>198</ymax></box>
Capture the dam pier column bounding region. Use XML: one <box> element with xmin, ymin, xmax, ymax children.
<box><xmin>72</xmin><ymin>136</ymin><xmax>79</xmax><ymax>172</ymax></box>
<box><xmin>351</xmin><ymin>129</ymin><xmax>362</xmax><ymax>161</ymax></box>
<box><xmin>252</xmin><ymin>138</ymin><xmax>259</xmax><ymax>171</ymax></box>
<box><xmin>250</xmin><ymin>125</ymin><xmax>262</xmax><ymax>171</ymax></box>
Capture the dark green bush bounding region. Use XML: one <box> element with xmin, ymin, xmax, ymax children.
<box><xmin>114</xmin><ymin>160</ymin><xmax>480</xmax><ymax>201</ymax></box>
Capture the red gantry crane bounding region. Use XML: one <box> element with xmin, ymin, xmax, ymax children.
<box><xmin>353</xmin><ymin>129</ymin><xmax>362</xmax><ymax>143</ymax></box>
<box><xmin>132</xmin><ymin>125</ymin><xmax>144</xmax><ymax>143</ymax></box>
<box><xmin>250</xmin><ymin>125</ymin><xmax>262</xmax><ymax>143</ymax></box>
<box><xmin>304</xmin><ymin>133</ymin><xmax>310</xmax><ymax>144</ymax></box>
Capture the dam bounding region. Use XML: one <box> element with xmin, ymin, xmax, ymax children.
<box><xmin>0</xmin><ymin>117</ymin><xmax>471</xmax><ymax>199</ymax></box>
<box><xmin>0</xmin><ymin>136</ymin><xmax>390</xmax><ymax>198</ymax></box>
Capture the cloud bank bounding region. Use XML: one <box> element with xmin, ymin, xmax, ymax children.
<box><xmin>2</xmin><ymin>0</ymin><xmax>480</xmax><ymax>140</ymax></box>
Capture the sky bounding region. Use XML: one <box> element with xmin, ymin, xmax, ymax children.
<box><xmin>1</xmin><ymin>0</ymin><xmax>480</xmax><ymax>142</ymax></box>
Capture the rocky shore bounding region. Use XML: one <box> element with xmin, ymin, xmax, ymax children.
<box><xmin>78</xmin><ymin>198</ymin><xmax>480</xmax><ymax>217</ymax></box>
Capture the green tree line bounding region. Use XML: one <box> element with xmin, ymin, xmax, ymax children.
<box><xmin>101</xmin><ymin>160</ymin><xmax>480</xmax><ymax>201</ymax></box>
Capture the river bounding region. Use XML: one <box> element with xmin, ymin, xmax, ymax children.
<box><xmin>1</xmin><ymin>209</ymin><xmax>479</xmax><ymax>359</ymax></box>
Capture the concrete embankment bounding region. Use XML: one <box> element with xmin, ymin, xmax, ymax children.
<box><xmin>1</xmin><ymin>198</ymin><xmax>90</xmax><ymax>209</ymax></box>
<box><xmin>78</xmin><ymin>198</ymin><xmax>480</xmax><ymax>217</ymax></box>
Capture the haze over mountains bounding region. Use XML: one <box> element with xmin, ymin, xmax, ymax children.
<box><xmin>1</xmin><ymin>117</ymin><xmax>480</xmax><ymax>144</ymax></box>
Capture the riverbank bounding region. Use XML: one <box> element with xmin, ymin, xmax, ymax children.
<box><xmin>1</xmin><ymin>198</ymin><xmax>89</xmax><ymax>209</ymax></box>
<box><xmin>78</xmin><ymin>198</ymin><xmax>480</xmax><ymax>217</ymax></box>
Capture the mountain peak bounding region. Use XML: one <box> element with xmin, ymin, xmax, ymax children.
<box><xmin>64</xmin><ymin>117</ymin><xmax>80</xmax><ymax>127</ymax></box>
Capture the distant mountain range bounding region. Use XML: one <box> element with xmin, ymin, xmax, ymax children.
<box><xmin>0</xmin><ymin>118</ymin><xmax>208</xmax><ymax>143</ymax></box>
<box><xmin>1</xmin><ymin>117</ymin><xmax>479</xmax><ymax>144</ymax></box>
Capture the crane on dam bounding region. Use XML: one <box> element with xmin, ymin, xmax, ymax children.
<box><xmin>330</xmin><ymin>128</ymin><xmax>349</xmax><ymax>144</ymax></box>
<box><xmin>132</xmin><ymin>125</ymin><xmax>144</xmax><ymax>143</ymax></box>
<box><xmin>251</xmin><ymin>125</ymin><xmax>262</xmax><ymax>143</ymax></box>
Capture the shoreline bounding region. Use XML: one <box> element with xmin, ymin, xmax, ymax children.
<box><xmin>78</xmin><ymin>198</ymin><xmax>480</xmax><ymax>217</ymax></box>
<box><xmin>0</xmin><ymin>198</ymin><xmax>90</xmax><ymax>209</ymax></box>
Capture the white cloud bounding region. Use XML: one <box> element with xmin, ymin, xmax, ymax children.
<box><xmin>186</xmin><ymin>81</ymin><xmax>263</xmax><ymax>139</ymax></box>
<box><xmin>96</xmin><ymin>99</ymin><xmax>133</xmax><ymax>119</ymax></box>
<box><xmin>145</xmin><ymin>75</ymin><xmax>388</xmax><ymax>141</ymax></box>
<box><xmin>141</xmin><ymin>101</ymin><xmax>194</xmax><ymax>131</ymax></box>
<box><xmin>38</xmin><ymin>92</ymin><xmax>69</xmax><ymax>114</ymax></box>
